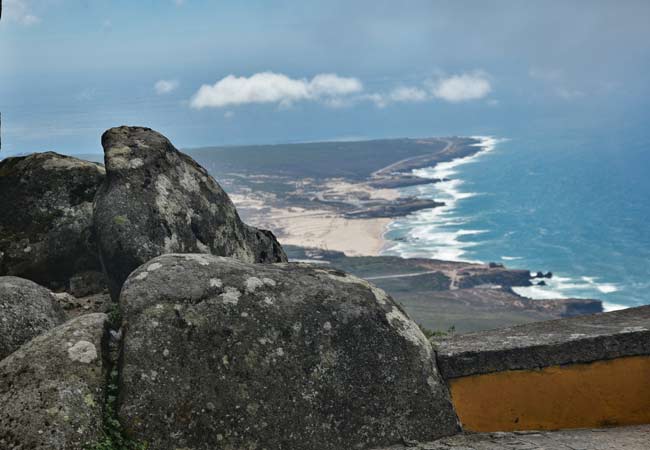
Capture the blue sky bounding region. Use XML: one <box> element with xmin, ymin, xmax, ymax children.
<box><xmin>1</xmin><ymin>0</ymin><xmax>649</xmax><ymax>154</ymax></box>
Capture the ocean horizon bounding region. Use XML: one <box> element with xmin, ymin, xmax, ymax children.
<box><xmin>382</xmin><ymin>131</ymin><xmax>650</xmax><ymax>312</ymax></box>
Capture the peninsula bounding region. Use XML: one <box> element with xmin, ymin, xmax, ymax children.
<box><xmin>181</xmin><ymin>137</ymin><xmax>603</xmax><ymax>332</ymax></box>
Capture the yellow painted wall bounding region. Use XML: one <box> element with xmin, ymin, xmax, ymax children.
<box><xmin>449</xmin><ymin>355</ymin><xmax>650</xmax><ymax>432</ymax></box>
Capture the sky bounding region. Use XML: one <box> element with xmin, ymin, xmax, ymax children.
<box><xmin>1</xmin><ymin>0</ymin><xmax>650</xmax><ymax>154</ymax></box>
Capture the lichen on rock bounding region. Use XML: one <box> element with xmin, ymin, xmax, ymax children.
<box><xmin>0</xmin><ymin>313</ymin><xmax>108</xmax><ymax>450</ymax></box>
<box><xmin>118</xmin><ymin>253</ymin><xmax>459</xmax><ymax>450</ymax></box>
<box><xmin>0</xmin><ymin>152</ymin><xmax>106</xmax><ymax>293</ymax></box>
<box><xmin>0</xmin><ymin>276</ymin><xmax>66</xmax><ymax>359</ymax></box>
<box><xmin>93</xmin><ymin>126</ymin><xmax>287</xmax><ymax>300</ymax></box>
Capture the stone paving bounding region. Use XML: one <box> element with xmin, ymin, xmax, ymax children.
<box><xmin>372</xmin><ymin>426</ymin><xmax>650</xmax><ymax>450</ymax></box>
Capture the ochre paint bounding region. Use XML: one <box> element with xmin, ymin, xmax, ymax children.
<box><xmin>448</xmin><ymin>355</ymin><xmax>650</xmax><ymax>432</ymax></box>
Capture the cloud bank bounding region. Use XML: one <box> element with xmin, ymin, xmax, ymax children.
<box><xmin>190</xmin><ymin>72</ymin><xmax>363</xmax><ymax>109</ymax></box>
<box><xmin>190</xmin><ymin>71</ymin><xmax>491</xmax><ymax>109</ymax></box>
<box><xmin>429</xmin><ymin>73</ymin><xmax>492</xmax><ymax>102</ymax></box>
<box><xmin>155</xmin><ymin>80</ymin><xmax>179</xmax><ymax>95</ymax></box>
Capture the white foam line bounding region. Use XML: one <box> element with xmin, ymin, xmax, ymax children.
<box><xmin>603</xmin><ymin>302</ymin><xmax>628</xmax><ymax>312</ymax></box>
<box><xmin>514</xmin><ymin>272</ymin><xmax>624</xmax><ymax>308</ymax></box>
<box><xmin>383</xmin><ymin>136</ymin><xmax>500</xmax><ymax>262</ymax></box>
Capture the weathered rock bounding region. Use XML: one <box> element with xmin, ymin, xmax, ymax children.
<box><xmin>0</xmin><ymin>276</ymin><xmax>66</xmax><ymax>360</ymax></box>
<box><xmin>69</xmin><ymin>270</ymin><xmax>108</xmax><ymax>298</ymax></box>
<box><xmin>52</xmin><ymin>291</ymin><xmax>111</xmax><ymax>320</ymax></box>
<box><xmin>0</xmin><ymin>313</ymin><xmax>108</xmax><ymax>450</ymax></box>
<box><xmin>119</xmin><ymin>254</ymin><xmax>459</xmax><ymax>450</ymax></box>
<box><xmin>0</xmin><ymin>152</ymin><xmax>106</xmax><ymax>292</ymax></box>
<box><xmin>93</xmin><ymin>126</ymin><xmax>287</xmax><ymax>299</ymax></box>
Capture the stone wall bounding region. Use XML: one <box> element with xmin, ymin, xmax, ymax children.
<box><xmin>434</xmin><ymin>306</ymin><xmax>650</xmax><ymax>431</ymax></box>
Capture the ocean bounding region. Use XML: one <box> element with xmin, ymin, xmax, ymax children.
<box><xmin>383</xmin><ymin>131</ymin><xmax>650</xmax><ymax>311</ymax></box>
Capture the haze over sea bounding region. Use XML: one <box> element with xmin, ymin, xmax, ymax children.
<box><xmin>3</xmin><ymin>0</ymin><xmax>649</xmax><ymax>312</ymax></box>
<box><xmin>384</xmin><ymin>127</ymin><xmax>650</xmax><ymax>311</ymax></box>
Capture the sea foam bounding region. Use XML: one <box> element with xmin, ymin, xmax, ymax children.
<box><xmin>382</xmin><ymin>135</ymin><xmax>625</xmax><ymax>308</ymax></box>
<box><xmin>514</xmin><ymin>273</ymin><xmax>624</xmax><ymax>310</ymax></box>
<box><xmin>383</xmin><ymin>136</ymin><xmax>498</xmax><ymax>262</ymax></box>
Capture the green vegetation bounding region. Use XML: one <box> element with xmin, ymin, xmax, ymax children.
<box><xmin>107</xmin><ymin>303</ymin><xmax>121</xmax><ymax>327</ymax></box>
<box><xmin>88</xmin><ymin>305</ymin><xmax>146</xmax><ymax>450</ymax></box>
<box><xmin>419</xmin><ymin>323</ymin><xmax>456</xmax><ymax>339</ymax></box>
<box><xmin>87</xmin><ymin>366</ymin><xmax>147</xmax><ymax>450</ymax></box>
<box><xmin>113</xmin><ymin>216</ymin><xmax>128</xmax><ymax>226</ymax></box>
<box><xmin>188</xmin><ymin>138</ymin><xmax>450</xmax><ymax>180</ymax></box>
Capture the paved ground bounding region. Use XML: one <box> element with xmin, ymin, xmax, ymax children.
<box><xmin>372</xmin><ymin>426</ymin><xmax>650</xmax><ymax>449</ymax></box>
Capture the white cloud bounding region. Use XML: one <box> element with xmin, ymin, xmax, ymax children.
<box><xmin>155</xmin><ymin>80</ymin><xmax>179</xmax><ymax>95</ymax></box>
<box><xmin>429</xmin><ymin>73</ymin><xmax>492</xmax><ymax>102</ymax></box>
<box><xmin>174</xmin><ymin>0</ymin><xmax>186</xmax><ymax>5</ymax></box>
<box><xmin>308</xmin><ymin>74</ymin><xmax>362</xmax><ymax>97</ymax></box>
<box><xmin>190</xmin><ymin>72</ymin><xmax>363</xmax><ymax>109</ymax></box>
<box><xmin>363</xmin><ymin>72</ymin><xmax>492</xmax><ymax>107</ymax></box>
<box><xmin>5</xmin><ymin>0</ymin><xmax>41</xmax><ymax>25</ymax></box>
<box><xmin>361</xmin><ymin>93</ymin><xmax>388</xmax><ymax>108</ymax></box>
<box><xmin>388</xmin><ymin>86</ymin><xmax>429</xmax><ymax>102</ymax></box>
<box><xmin>190</xmin><ymin>70</ymin><xmax>492</xmax><ymax>110</ymax></box>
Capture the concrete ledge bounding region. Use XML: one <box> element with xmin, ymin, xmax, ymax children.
<box><xmin>435</xmin><ymin>305</ymin><xmax>650</xmax><ymax>379</ymax></box>
<box><xmin>433</xmin><ymin>306</ymin><xmax>650</xmax><ymax>432</ymax></box>
<box><xmin>370</xmin><ymin>425</ymin><xmax>650</xmax><ymax>449</ymax></box>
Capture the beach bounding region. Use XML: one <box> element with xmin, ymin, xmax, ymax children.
<box><xmin>231</xmin><ymin>193</ymin><xmax>392</xmax><ymax>256</ymax></box>
<box><xmin>227</xmin><ymin>138</ymin><xmax>495</xmax><ymax>258</ymax></box>
<box><xmin>269</xmin><ymin>209</ymin><xmax>390</xmax><ymax>256</ymax></box>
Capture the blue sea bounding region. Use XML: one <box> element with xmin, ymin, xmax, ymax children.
<box><xmin>383</xmin><ymin>132</ymin><xmax>650</xmax><ymax>311</ymax></box>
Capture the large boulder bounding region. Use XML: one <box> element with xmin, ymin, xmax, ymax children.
<box><xmin>94</xmin><ymin>126</ymin><xmax>287</xmax><ymax>299</ymax></box>
<box><xmin>0</xmin><ymin>313</ymin><xmax>108</xmax><ymax>450</ymax></box>
<box><xmin>0</xmin><ymin>276</ymin><xmax>66</xmax><ymax>360</ymax></box>
<box><xmin>0</xmin><ymin>152</ymin><xmax>106</xmax><ymax>292</ymax></box>
<box><xmin>118</xmin><ymin>254</ymin><xmax>459</xmax><ymax>450</ymax></box>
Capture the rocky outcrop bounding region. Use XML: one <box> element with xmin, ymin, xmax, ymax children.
<box><xmin>118</xmin><ymin>253</ymin><xmax>459</xmax><ymax>450</ymax></box>
<box><xmin>0</xmin><ymin>276</ymin><xmax>66</xmax><ymax>359</ymax></box>
<box><xmin>52</xmin><ymin>291</ymin><xmax>111</xmax><ymax>320</ymax></box>
<box><xmin>0</xmin><ymin>152</ymin><xmax>106</xmax><ymax>292</ymax></box>
<box><xmin>0</xmin><ymin>313</ymin><xmax>108</xmax><ymax>450</ymax></box>
<box><xmin>457</xmin><ymin>268</ymin><xmax>532</xmax><ymax>289</ymax></box>
<box><xmin>93</xmin><ymin>126</ymin><xmax>287</xmax><ymax>299</ymax></box>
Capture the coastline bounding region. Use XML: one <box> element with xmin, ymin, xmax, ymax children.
<box><xmin>375</xmin><ymin>136</ymin><xmax>626</xmax><ymax>312</ymax></box>
<box><xmin>381</xmin><ymin>136</ymin><xmax>499</xmax><ymax>261</ymax></box>
<box><xmin>231</xmin><ymin>136</ymin><xmax>494</xmax><ymax>259</ymax></box>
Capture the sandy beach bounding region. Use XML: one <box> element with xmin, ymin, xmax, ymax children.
<box><xmin>230</xmin><ymin>192</ymin><xmax>390</xmax><ymax>256</ymax></box>
<box><xmin>269</xmin><ymin>210</ymin><xmax>390</xmax><ymax>256</ymax></box>
<box><xmin>230</xmin><ymin>178</ymin><xmax>398</xmax><ymax>256</ymax></box>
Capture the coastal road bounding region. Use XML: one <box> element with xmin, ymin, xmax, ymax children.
<box><xmin>371</xmin><ymin>138</ymin><xmax>453</xmax><ymax>178</ymax></box>
<box><xmin>364</xmin><ymin>270</ymin><xmax>442</xmax><ymax>280</ymax></box>
<box><xmin>365</xmin><ymin>268</ymin><xmax>461</xmax><ymax>290</ymax></box>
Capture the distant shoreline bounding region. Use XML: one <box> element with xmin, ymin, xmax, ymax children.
<box><xmin>228</xmin><ymin>137</ymin><xmax>487</xmax><ymax>257</ymax></box>
<box><xmin>379</xmin><ymin>136</ymin><xmax>498</xmax><ymax>261</ymax></box>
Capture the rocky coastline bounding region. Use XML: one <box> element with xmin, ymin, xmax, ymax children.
<box><xmin>283</xmin><ymin>246</ymin><xmax>602</xmax><ymax>333</ymax></box>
